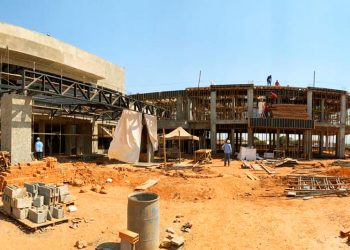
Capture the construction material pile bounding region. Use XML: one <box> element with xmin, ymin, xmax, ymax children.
<box><xmin>1</xmin><ymin>183</ymin><xmax>72</xmax><ymax>224</ymax></box>
<box><xmin>270</xmin><ymin>104</ymin><xmax>308</xmax><ymax>119</ymax></box>
<box><xmin>284</xmin><ymin>175</ymin><xmax>350</xmax><ymax>198</ymax></box>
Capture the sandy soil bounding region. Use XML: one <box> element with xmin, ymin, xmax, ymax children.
<box><xmin>1</xmin><ymin>159</ymin><xmax>350</xmax><ymax>250</ymax></box>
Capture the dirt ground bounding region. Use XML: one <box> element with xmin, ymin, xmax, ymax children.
<box><xmin>1</xmin><ymin>158</ymin><xmax>350</xmax><ymax>250</ymax></box>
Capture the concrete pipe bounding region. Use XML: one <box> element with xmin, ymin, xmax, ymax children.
<box><xmin>127</xmin><ymin>192</ymin><xmax>159</xmax><ymax>250</ymax></box>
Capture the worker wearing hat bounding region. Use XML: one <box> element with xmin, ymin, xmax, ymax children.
<box><xmin>222</xmin><ymin>139</ymin><xmax>232</xmax><ymax>166</ymax></box>
<box><xmin>35</xmin><ymin>137</ymin><xmax>44</xmax><ymax>160</ymax></box>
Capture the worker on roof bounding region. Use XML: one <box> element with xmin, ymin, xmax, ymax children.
<box><xmin>267</xmin><ymin>75</ymin><xmax>272</xmax><ymax>86</ymax></box>
<box><xmin>275</xmin><ymin>80</ymin><xmax>280</xmax><ymax>86</ymax></box>
<box><xmin>270</xmin><ymin>91</ymin><xmax>278</xmax><ymax>105</ymax></box>
<box><xmin>222</xmin><ymin>139</ymin><xmax>232</xmax><ymax>167</ymax></box>
<box><xmin>35</xmin><ymin>137</ymin><xmax>44</xmax><ymax>160</ymax></box>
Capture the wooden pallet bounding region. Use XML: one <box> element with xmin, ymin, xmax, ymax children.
<box><xmin>0</xmin><ymin>206</ymin><xmax>69</xmax><ymax>232</ymax></box>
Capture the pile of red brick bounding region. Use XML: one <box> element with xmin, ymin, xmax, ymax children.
<box><xmin>0</xmin><ymin>157</ymin><xmax>75</xmax><ymax>191</ymax></box>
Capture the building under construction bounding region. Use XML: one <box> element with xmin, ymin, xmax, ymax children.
<box><xmin>0</xmin><ymin>22</ymin><xmax>167</xmax><ymax>164</ymax></box>
<box><xmin>131</xmin><ymin>84</ymin><xmax>350</xmax><ymax>159</ymax></box>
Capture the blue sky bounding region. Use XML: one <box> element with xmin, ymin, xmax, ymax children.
<box><xmin>1</xmin><ymin>0</ymin><xmax>349</xmax><ymax>94</ymax></box>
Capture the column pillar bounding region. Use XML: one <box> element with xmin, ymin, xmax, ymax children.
<box><xmin>337</xmin><ymin>94</ymin><xmax>346</xmax><ymax>158</ymax></box>
<box><xmin>210</xmin><ymin>91</ymin><xmax>217</xmax><ymax>153</ymax></box>
<box><xmin>307</xmin><ymin>90</ymin><xmax>313</xmax><ymax>120</ymax></box>
<box><xmin>176</xmin><ymin>96</ymin><xmax>184</xmax><ymax>121</ymax></box>
<box><xmin>248</xmin><ymin>128</ymin><xmax>254</xmax><ymax>147</ymax></box>
<box><xmin>320</xmin><ymin>99</ymin><xmax>325</xmax><ymax>122</ymax></box>
<box><xmin>64</xmin><ymin>125</ymin><xmax>74</xmax><ymax>155</ymax></box>
<box><xmin>303</xmin><ymin>131</ymin><xmax>312</xmax><ymax>159</ymax></box>
<box><xmin>1</xmin><ymin>94</ymin><xmax>32</xmax><ymax>163</ymax></box>
<box><xmin>247</xmin><ymin>88</ymin><xmax>254</xmax><ymax>119</ymax></box>
<box><xmin>276</xmin><ymin>129</ymin><xmax>280</xmax><ymax>150</ymax></box>
<box><xmin>319</xmin><ymin>132</ymin><xmax>324</xmax><ymax>158</ymax></box>
<box><xmin>92</xmin><ymin>120</ymin><xmax>98</xmax><ymax>154</ymax></box>
<box><xmin>231</xmin><ymin>129</ymin><xmax>235</xmax><ymax>153</ymax></box>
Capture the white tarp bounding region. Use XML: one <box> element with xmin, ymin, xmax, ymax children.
<box><xmin>144</xmin><ymin>114</ymin><xmax>158</xmax><ymax>151</ymax></box>
<box><xmin>108</xmin><ymin>110</ymin><xmax>143</xmax><ymax>163</ymax></box>
<box><xmin>237</xmin><ymin>146</ymin><xmax>257</xmax><ymax>160</ymax></box>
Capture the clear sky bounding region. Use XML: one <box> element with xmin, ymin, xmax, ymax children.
<box><xmin>1</xmin><ymin>0</ymin><xmax>349</xmax><ymax>94</ymax></box>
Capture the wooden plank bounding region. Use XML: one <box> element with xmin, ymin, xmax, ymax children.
<box><xmin>259</xmin><ymin>164</ymin><xmax>276</xmax><ymax>174</ymax></box>
<box><xmin>246</xmin><ymin>172</ymin><xmax>259</xmax><ymax>181</ymax></box>
<box><xmin>251</xmin><ymin>164</ymin><xmax>263</xmax><ymax>171</ymax></box>
<box><xmin>134</xmin><ymin>179</ymin><xmax>159</xmax><ymax>191</ymax></box>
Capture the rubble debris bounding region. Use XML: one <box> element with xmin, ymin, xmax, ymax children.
<box><xmin>106</xmin><ymin>178</ymin><xmax>113</xmax><ymax>183</ymax></box>
<box><xmin>160</xmin><ymin>239</ymin><xmax>172</xmax><ymax>248</ymax></box>
<box><xmin>181</xmin><ymin>222</ymin><xmax>192</xmax><ymax>233</ymax></box>
<box><xmin>91</xmin><ymin>184</ymin><xmax>102</xmax><ymax>193</ymax></box>
<box><xmin>75</xmin><ymin>240</ymin><xmax>88</xmax><ymax>249</ymax></box>
<box><xmin>340</xmin><ymin>228</ymin><xmax>350</xmax><ymax>238</ymax></box>
<box><xmin>71</xmin><ymin>179</ymin><xmax>85</xmax><ymax>187</ymax></box>
<box><xmin>166</xmin><ymin>227</ymin><xmax>175</xmax><ymax>234</ymax></box>
<box><xmin>68</xmin><ymin>205</ymin><xmax>78</xmax><ymax>212</ymax></box>
<box><xmin>284</xmin><ymin>175</ymin><xmax>350</xmax><ymax>198</ymax></box>
<box><xmin>100</xmin><ymin>187</ymin><xmax>108</xmax><ymax>194</ymax></box>
<box><xmin>171</xmin><ymin>236</ymin><xmax>185</xmax><ymax>247</ymax></box>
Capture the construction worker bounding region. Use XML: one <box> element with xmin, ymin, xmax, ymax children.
<box><xmin>275</xmin><ymin>80</ymin><xmax>280</xmax><ymax>86</ymax></box>
<box><xmin>222</xmin><ymin>139</ymin><xmax>232</xmax><ymax>166</ymax></box>
<box><xmin>267</xmin><ymin>75</ymin><xmax>272</xmax><ymax>86</ymax></box>
<box><xmin>35</xmin><ymin>137</ymin><xmax>44</xmax><ymax>160</ymax></box>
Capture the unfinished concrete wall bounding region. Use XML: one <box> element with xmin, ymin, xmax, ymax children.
<box><xmin>1</xmin><ymin>94</ymin><xmax>32</xmax><ymax>163</ymax></box>
<box><xmin>0</xmin><ymin>22</ymin><xmax>124</xmax><ymax>92</ymax></box>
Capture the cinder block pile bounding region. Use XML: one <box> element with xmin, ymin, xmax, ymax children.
<box><xmin>1</xmin><ymin>182</ymin><xmax>72</xmax><ymax>224</ymax></box>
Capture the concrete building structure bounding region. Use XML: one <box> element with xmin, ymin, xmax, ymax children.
<box><xmin>131</xmin><ymin>85</ymin><xmax>350</xmax><ymax>159</ymax></box>
<box><xmin>0</xmin><ymin>23</ymin><xmax>164</xmax><ymax>163</ymax></box>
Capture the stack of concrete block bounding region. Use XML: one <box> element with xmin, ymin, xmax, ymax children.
<box><xmin>1</xmin><ymin>183</ymin><xmax>68</xmax><ymax>223</ymax></box>
<box><xmin>2</xmin><ymin>185</ymin><xmax>33</xmax><ymax>220</ymax></box>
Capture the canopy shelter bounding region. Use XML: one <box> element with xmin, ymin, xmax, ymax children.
<box><xmin>160</xmin><ymin>127</ymin><xmax>199</xmax><ymax>162</ymax></box>
<box><xmin>161</xmin><ymin>127</ymin><xmax>199</xmax><ymax>141</ymax></box>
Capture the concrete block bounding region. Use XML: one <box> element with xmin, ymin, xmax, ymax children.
<box><xmin>57</xmin><ymin>184</ymin><xmax>69</xmax><ymax>196</ymax></box>
<box><xmin>47</xmin><ymin>210</ymin><xmax>53</xmax><ymax>221</ymax></box>
<box><xmin>24</xmin><ymin>183</ymin><xmax>39</xmax><ymax>196</ymax></box>
<box><xmin>38</xmin><ymin>185</ymin><xmax>59</xmax><ymax>197</ymax></box>
<box><xmin>12</xmin><ymin>196</ymin><xmax>33</xmax><ymax>209</ymax></box>
<box><xmin>1</xmin><ymin>194</ymin><xmax>11</xmax><ymax>205</ymax></box>
<box><xmin>33</xmin><ymin>195</ymin><xmax>44</xmax><ymax>207</ymax></box>
<box><xmin>12</xmin><ymin>207</ymin><xmax>29</xmax><ymax>220</ymax></box>
<box><xmin>43</xmin><ymin>195</ymin><xmax>59</xmax><ymax>206</ymax></box>
<box><xmin>28</xmin><ymin>208</ymin><xmax>47</xmax><ymax>224</ymax></box>
<box><xmin>52</xmin><ymin>205</ymin><xmax>64</xmax><ymax>219</ymax></box>
<box><xmin>60</xmin><ymin>194</ymin><xmax>73</xmax><ymax>204</ymax></box>
<box><xmin>3</xmin><ymin>202</ymin><xmax>12</xmax><ymax>215</ymax></box>
<box><xmin>3</xmin><ymin>185</ymin><xmax>27</xmax><ymax>198</ymax></box>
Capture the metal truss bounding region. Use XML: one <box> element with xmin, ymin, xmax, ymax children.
<box><xmin>1</xmin><ymin>70</ymin><xmax>169</xmax><ymax>119</ymax></box>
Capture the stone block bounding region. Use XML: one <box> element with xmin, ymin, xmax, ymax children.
<box><xmin>33</xmin><ymin>195</ymin><xmax>44</xmax><ymax>207</ymax></box>
<box><xmin>3</xmin><ymin>185</ymin><xmax>27</xmax><ymax>198</ymax></box>
<box><xmin>12</xmin><ymin>207</ymin><xmax>29</xmax><ymax>220</ymax></box>
<box><xmin>52</xmin><ymin>205</ymin><xmax>64</xmax><ymax>219</ymax></box>
<box><xmin>28</xmin><ymin>208</ymin><xmax>47</xmax><ymax>224</ymax></box>
<box><xmin>12</xmin><ymin>196</ymin><xmax>33</xmax><ymax>209</ymax></box>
